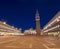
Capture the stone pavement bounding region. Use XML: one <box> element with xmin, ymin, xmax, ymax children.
<box><xmin>0</xmin><ymin>36</ymin><xmax>60</xmax><ymax>49</ymax></box>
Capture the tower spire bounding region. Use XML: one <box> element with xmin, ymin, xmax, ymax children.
<box><xmin>36</xmin><ymin>10</ymin><xmax>39</xmax><ymax>16</ymax></box>
<box><xmin>35</xmin><ymin>10</ymin><xmax>40</xmax><ymax>21</ymax></box>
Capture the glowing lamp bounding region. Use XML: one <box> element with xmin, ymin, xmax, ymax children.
<box><xmin>3</xmin><ymin>22</ymin><xmax>6</xmax><ymax>24</ymax></box>
<box><xmin>58</xmin><ymin>16</ymin><xmax>60</xmax><ymax>18</ymax></box>
<box><xmin>57</xmin><ymin>19</ymin><xmax>59</xmax><ymax>22</ymax></box>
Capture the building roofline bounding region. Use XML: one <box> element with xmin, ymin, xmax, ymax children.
<box><xmin>43</xmin><ymin>11</ymin><xmax>60</xmax><ymax>30</ymax></box>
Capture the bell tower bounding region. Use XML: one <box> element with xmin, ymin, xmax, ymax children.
<box><xmin>35</xmin><ymin>10</ymin><xmax>41</xmax><ymax>35</ymax></box>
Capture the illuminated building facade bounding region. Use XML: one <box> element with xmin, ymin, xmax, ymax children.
<box><xmin>43</xmin><ymin>11</ymin><xmax>60</xmax><ymax>36</ymax></box>
<box><xmin>24</xmin><ymin>28</ymin><xmax>36</xmax><ymax>35</ymax></box>
<box><xmin>0</xmin><ymin>21</ymin><xmax>24</xmax><ymax>35</ymax></box>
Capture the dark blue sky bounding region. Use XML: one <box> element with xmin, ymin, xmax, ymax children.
<box><xmin>0</xmin><ymin>0</ymin><xmax>60</xmax><ymax>30</ymax></box>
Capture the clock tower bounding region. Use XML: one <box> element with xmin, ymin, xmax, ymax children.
<box><xmin>35</xmin><ymin>10</ymin><xmax>41</xmax><ymax>35</ymax></box>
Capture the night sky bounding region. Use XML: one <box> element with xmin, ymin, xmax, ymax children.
<box><xmin>0</xmin><ymin>0</ymin><xmax>60</xmax><ymax>30</ymax></box>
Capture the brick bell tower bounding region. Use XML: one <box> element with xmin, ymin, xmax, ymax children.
<box><xmin>35</xmin><ymin>10</ymin><xmax>41</xmax><ymax>35</ymax></box>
